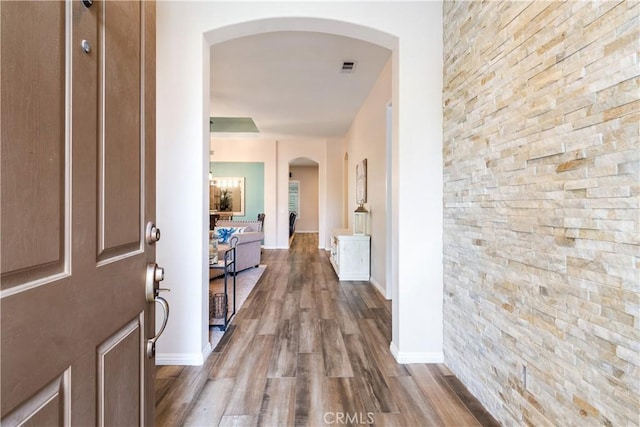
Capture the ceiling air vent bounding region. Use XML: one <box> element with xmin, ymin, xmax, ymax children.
<box><xmin>340</xmin><ymin>60</ymin><xmax>357</xmax><ymax>73</ymax></box>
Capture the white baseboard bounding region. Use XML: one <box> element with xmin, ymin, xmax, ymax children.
<box><xmin>369</xmin><ymin>277</ymin><xmax>390</xmax><ymax>300</ymax></box>
<box><xmin>389</xmin><ymin>342</ymin><xmax>444</xmax><ymax>364</ymax></box>
<box><xmin>202</xmin><ymin>342</ymin><xmax>213</xmax><ymax>362</ymax></box>
<box><xmin>156</xmin><ymin>343</ymin><xmax>211</xmax><ymax>366</ymax></box>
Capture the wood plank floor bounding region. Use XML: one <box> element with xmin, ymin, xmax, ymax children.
<box><xmin>156</xmin><ymin>233</ymin><xmax>499</xmax><ymax>427</ymax></box>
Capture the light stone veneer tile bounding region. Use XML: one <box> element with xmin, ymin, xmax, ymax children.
<box><xmin>442</xmin><ymin>1</ymin><xmax>640</xmax><ymax>426</ymax></box>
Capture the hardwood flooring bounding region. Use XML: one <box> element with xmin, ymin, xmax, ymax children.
<box><xmin>156</xmin><ymin>233</ymin><xmax>499</xmax><ymax>427</ymax></box>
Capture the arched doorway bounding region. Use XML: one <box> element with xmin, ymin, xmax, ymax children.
<box><xmin>288</xmin><ymin>157</ymin><xmax>320</xmax><ymax>240</ymax></box>
<box><xmin>205</xmin><ymin>18</ymin><xmax>396</xmax><ymax>359</ymax></box>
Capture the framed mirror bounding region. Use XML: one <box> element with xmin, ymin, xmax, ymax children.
<box><xmin>210</xmin><ymin>176</ymin><xmax>245</xmax><ymax>216</ymax></box>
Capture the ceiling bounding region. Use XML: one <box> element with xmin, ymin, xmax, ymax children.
<box><xmin>209</xmin><ymin>31</ymin><xmax>391</xmax><ymax>139</ymax></box>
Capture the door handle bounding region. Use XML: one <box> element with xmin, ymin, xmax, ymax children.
<box><xmin>147</xmin><ymin>296</ymin><xmax>169</xmax><ymax>358</ymax></box>
<box><xmin>146</xmin><ymin>263</ymin><xmax>170</xmax><ymax>358</ymax></box>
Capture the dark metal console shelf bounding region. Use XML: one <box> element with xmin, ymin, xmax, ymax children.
<box><xmin>209</xmin><ymin>237</ymin><xmax>237</xmax><ymax>331</ymax></box>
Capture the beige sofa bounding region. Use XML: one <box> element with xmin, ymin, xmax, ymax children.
<box><xmin>210</xmin><ymin>220</ymin><xmax>263</xmax><ymax>278</ymax></box>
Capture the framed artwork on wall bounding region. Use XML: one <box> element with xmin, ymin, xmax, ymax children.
<box><xmin>210</xmin><ymin>176</ymin><xmax>245</xmax><ymax>216</ymax></box>
<box><xmin>356</xmin><ymin>158</ymin><xmax>367</xmax><ymax>204</ymax></box>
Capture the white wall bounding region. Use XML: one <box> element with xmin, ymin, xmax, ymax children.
<box><xmin>344</xmin><ymin>58</ymin><xmax>391</xmax><ymax>297</ymax></box>
<box><xmin>156</xmin><ymin>1</ymin><xmax>443</xmax><ymax>365</ymax></box>
<box><xmin>210</xmin><ymin>138</ymin><xmax>277</xmax><ymax>247</ymax></box>
<box><xmin>289</xmin><ymin>166</ymin><xmax>319</xmax><ymax>233</ymax></box>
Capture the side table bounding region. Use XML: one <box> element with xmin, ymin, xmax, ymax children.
<box><xmin>209</xmin><ymin>238</ymin><xmax>237</xmax><ymax>331</ymax></box>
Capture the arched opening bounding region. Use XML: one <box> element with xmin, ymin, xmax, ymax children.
<box><xmin>288</xmin><ymin>157</ymin><xmax>320</xmax><ymax>242</ymax></box>
<box><xmin>203</xmin><ymin>18</ymin><xmax>397</xmax><ymax>353</ymax></box>
<box><xmin>202</xmin><ymin>17</ymin><xmax>398</xmax><ymax>359</ymax></box>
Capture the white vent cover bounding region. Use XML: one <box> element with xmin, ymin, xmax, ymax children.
<box><xmin>340</xmin><ymin>60</ymin><xmax>357</xmax><ymax>73</ymax></box>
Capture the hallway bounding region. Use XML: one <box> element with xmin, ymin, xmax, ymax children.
<box><xmin>155</xmin><ymin>234</ymin><xmax>497</xmax><ymax>426</ymax></box>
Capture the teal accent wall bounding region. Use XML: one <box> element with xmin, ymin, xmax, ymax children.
<box><xmin>210</xmin><ymin>162</ymin><xmax>264</xmax><ymax>220</ymax></box>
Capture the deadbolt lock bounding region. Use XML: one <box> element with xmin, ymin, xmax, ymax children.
<box><xmin>146</xmin><ymin>222</ymin><xmax>161</xmax><ymax>245</ymax></box>
<box><xmin>146</xmin><ymin>263</ymin><xmax>168</xmax><ymax>302</ymax></box>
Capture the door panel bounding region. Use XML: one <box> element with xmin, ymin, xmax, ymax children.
<box><xmin>2</xmin><ymin>369</ymin><xmax>70</xmax><ymax>427</ymax></box>
<box><xmin>100</xmin><ymin>0</ymin><xmax>142</xmax><ymax>257</ymax></box>
<box><xmin>1</xmin><ymin>1</ymin><xmax>158</xmax><ymax>425</ymax></box>
<box><xmin>0</xmin><ymin>1</ymin><xmax>68</xmax><ymax>289</ymax></box>
<box><xmin>98</xmin><ymin>315</ymin><xmax>143</xmax><ymax>427</ymax></box>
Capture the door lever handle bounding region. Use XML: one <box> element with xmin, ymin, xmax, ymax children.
<box><xmin>146</xmin><ymin>296</ymin><xmax>169</xmax><ymax>358</ymax></box>
<box><xmin>145</xmin><ymin>263</ymin><xmax>170</xmax><ymax>358</ymax></box>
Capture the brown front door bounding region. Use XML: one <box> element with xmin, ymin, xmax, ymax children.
<box><xmin>1</xmin><ymin>1</ymin><xmax>159</xmax><ymax>425</ymax></box>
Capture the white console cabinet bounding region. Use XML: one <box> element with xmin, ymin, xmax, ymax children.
<box><xmin>329</xmin><ymin>229</ymin><xmax>370</xmax><ymax>281</ymax></box>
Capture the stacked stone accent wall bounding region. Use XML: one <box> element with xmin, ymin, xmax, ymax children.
<box><xmin>442</xmin><ymin>1</ymin><xmax>639</xmax><ymax>425</ymax></box>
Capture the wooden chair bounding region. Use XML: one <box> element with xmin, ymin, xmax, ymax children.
<box><xmin>289</xmin><ymin>212</ymin><xmax>297</xmax><ymax>237</ymax></box>
<box><xmin>257</xmin><ymin>213</ymin><xmax>265</xmax><ymax>232</ymax></box>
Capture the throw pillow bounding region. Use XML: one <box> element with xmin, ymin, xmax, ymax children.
<box><xmin>214</xmin><ymin>227</ymin><xmax>238</xmax><ymax>244</ymax></box>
